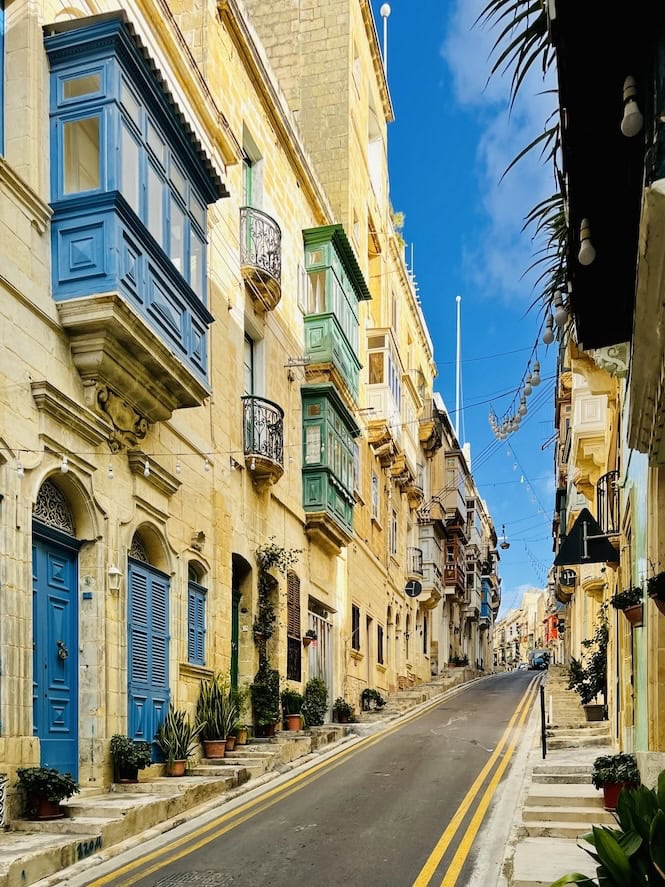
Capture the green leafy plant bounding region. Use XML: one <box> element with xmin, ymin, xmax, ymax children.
<box><xmin>250</xmin><ymin>665</ymin><xmax>280</xmax><ymax>726</ymax></box>
<box><xmin>591</xmin><ymin>754</ymin><xmax>641</xmax><ymax>790</ymax></box>
<box><xmin>253</xmin><ymin>540</ymin><xmax>301</xmax><ymax>673</ymax></box>
<box><xmin>196</xmin><ymin>674</ymin><xmax>238</xmax><ymax>741</ymax></box>
<box><xmin>255</xmin><ymin>538</ymin><xmax>302</xmax><ymax>574</ymax></box>
<box><xmin>302</xmin><ymin>677</ymin><xmax>328</xmax><ymax>727</ymax></box>
<box><xmin>155</xmin><ymin>705</ymin><xmax>204</xmax><ymax>763</ymax></box>
<box><xmin>567</xmin><ymin>605</ymin><xmax>608</xmax><ymax>706</ymax></box>
<box><xmin>281</xmin><ymin>688</ymin><xmax>304</xmax><ymax>716</ymax></box>
<box><xmin>332</xmin><ymin>697</ymin><xmax>353</xmax><ymax>721</ymax></box>
<box><xmin>304</xmin><ymin>629</ymin><xmax>317</xmax><ymax>640</ymax></box>
<box><xmin>361</xmin><ymin>688</ymin><xmax>386</xmax><ymax>711</ymax></box>
<box><xmin>450</xmin><ymin>654</ymin><xmax>470</xmax><ymax>667</ymax></box>
<box><xmin>647</xmin><ymin>572</ymin><xmax>665</xmax><ymax>603</ymax></box>
<box><xmin>231</xmin><ymin>683</ymin><xmax>250</xmax><ymax>729</ymax></box>
<box><xmin>16</xmin><ymin>767</ymin><xmax>78</xmax><ymax>809</ymax></box>
<box><xmin>610</xmin><ymin>588</ymin><xmax>644</xmax><ymax>610</ymax></box>
<box><xmin>550</xmin><ymin>768</ymin><xmax>665</xmax><ymax>886</ymax></box>
<box><xmin>110</xmin><ymin>735</ymin><xmax>152</xmax><ymax>774</ymax></box>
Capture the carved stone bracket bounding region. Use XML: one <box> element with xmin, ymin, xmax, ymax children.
<box><xmin>97</xmin><ymin>386</ymin><xmax>150</xmax><ymax>452</ymax></box>
<box><xmin>590</xmin><ymin>343</ymin><xmax>629</xmax><ymax>379</ymax></box>
<box><xmin>127</xmin><ymin>448</ymin><xmax>181</xmax><ymax>497</ymax></box>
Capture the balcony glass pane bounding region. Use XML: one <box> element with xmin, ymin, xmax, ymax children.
<box><xmin>147</xmin><ymin>164</ymin><xmax>164</xmax><ymax>247</ymax></box>
<box><xmin>369</xmin><ymin>351</ymin><xmax>384</xmax><ymax>384</ymax></box>
<box><xmin>121</xmin><ymin>124</ymin><xmax>140</xmax><ymax>215</ymax></box>
<box><xmin>307</xmin><ymin>271</ymin><xmax>326</xmax><ymax>314</ymax></box>
<box><xmin>64</xmin><ymin>73</ymin><xmax>101</xmax><ymax>99</ymax></box>
<box><xmin>170</xmin><ymin>197</ymin><xmax>186</xmax><ymax>274</ymax></box>
<box><xmin>190</xmin><ymin>233</ymin><xmax>204</xmax><ymax>298</ymax></box>
<box><xmin>305</xmin><ymin>426</ymin><xmax>321</xmax><ymax>464</ymax></box>
<box><xmin>63</xmin><ymin>116</ymin><xmax>100</xmax><ymax>194</ymax></box>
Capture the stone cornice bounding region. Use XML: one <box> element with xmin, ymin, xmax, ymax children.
<box><xmin>31</xmin><ymin>381</ymin><xmax>113</xmax><ymax>448</ymax></box>
<box><xmin>128</xmin><ymin>448</ymin><xmax>181</xmax><ymax>497</ymax></box>
<box><xmin>218</xmin><ymin>0</ymin><xmax>334</xmax><ymax>226</ymax></box>
<box><xmin>0</xmin><ymin>156</ymin><xmax>52</xmax><ymax>234</ymax></box>
<box><xmin>358</xmin><ymin>0</ymin><xmax>394</xmax><ymax>123</ymax></box>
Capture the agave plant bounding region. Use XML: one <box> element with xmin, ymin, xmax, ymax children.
<box><xmin>196</xmin><ymin>674</ymin><xmax>238</xmax><ymax>741</ymax></box>
<box><xmin>155</xmin><ymin>705</ymin><xmax>204</xmax><ymax>763</ymax></box>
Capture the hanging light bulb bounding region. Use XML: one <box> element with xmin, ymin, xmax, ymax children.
<box><xmin>515</xmin><ymin>413</ymin><xmax>522</xmax><ymax>425</ymax></box>
<box><xmin>621</xmin><ymin>75</ymin><xmax>643</xmax><ymax>137</ymax></box>
<box><xmin>524</xmin><ymin>374</ymin><xmax>533</xmax><ymax>397</ymax></box>
<box><xmin>578</xmin><ymin>218</ymin><xmax>596</xmax><ymax>266</ymax></box>
<box><xmin>204</xmin><ymin>457</ymin><xmax>210</xmax><ymax>473</ymax></box>
<box><xmin>553</xmin><ymin>291</ymin><xmax>569</xmax><ymax>329</ymax></box>
<box><xmin>17</xmin><ymin>460</ymin><xmax>24</xmax><ymax>478</ymax></box>
<box><xmin>543</xmin><ymin>313</ymin><xmax>555</xmax><ymax>345</ymax></box>
<box><xmin>61</xmin><ymin>455</ymin><xmax>69</xmax><ymax>474</ymax></box>
<box><xmin>531</xmin><ymin>361</ymin><xmax>541</xmax><ymax>386</ymax></box>
<box><xmin>143</xmin><ymin>459</ymin><xmax>150</xmax><ymax>478</ymax></box>
<box><xmin>175</xmin><ymin>458</ymin><xmax>182</xmax><ymax>475</ymax></box>
<box><xmin>108</xmin><ymin>462</ymin><xmax>114</xmax><ymax>480</ymax></box>
<box><xmin>518</xmin><ymin>400</ymin><xmax>527</xmax><ymax>417</ymax></box>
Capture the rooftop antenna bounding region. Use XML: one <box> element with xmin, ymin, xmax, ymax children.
<box><xmin>380</xmin><ymin>4</ymin><xmax>391</xmax><ymax>75</ymax></box>
<box><xmin>455</xmin><ymin>295</ymin><xmax>462</xmax><ymax>441</ymax></box>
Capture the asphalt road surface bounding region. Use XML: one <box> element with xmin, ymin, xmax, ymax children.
<box><xmin>87</xmin><ymin>671</ymin><xmax>540</xmax><ymax>887</ymax></box>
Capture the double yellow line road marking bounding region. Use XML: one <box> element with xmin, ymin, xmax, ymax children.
<box><xmin>413</xmin><ymin>675</ymin><xmax>540</xmax><ymax>887</ymax></box>
<box><xmin>88</xmin><ymin>676</ymin><xmax>539</xmax><ymax>887</ymax></box>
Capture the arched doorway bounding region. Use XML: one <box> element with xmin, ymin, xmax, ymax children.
<box><xmin>127</xmin><ymin>531</ymin><xmax>170</xmax><ymax>743</ymax></box>
<box><xmin>32</xmin><ymin>479</ymin><xmax>81</xmax><ymax>776</ymax></box>
<box><xmin>231</xmin><ymin>555</ymin><xmax>252</xmax><ymax>689</ymax></box>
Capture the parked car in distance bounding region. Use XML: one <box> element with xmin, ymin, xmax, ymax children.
<box><xmin>517</xmin><ymin>662</ymin><xmax>528</xmax><ymax>670</ymax></box>
<box><xmin>528</xmin><ymin>649</ymin><xmax>550</xmax><ymax>670</ymax></box>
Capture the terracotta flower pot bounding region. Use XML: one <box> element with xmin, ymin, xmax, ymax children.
<box><xmin>202</xmin><ymin>739</ymin><xmax>226</xmax><ymax>759</ymax></box>
<box><xmin>285</xmin><ymin>713</ymin><xmax>302</xmax><ymax>731</ymax></box>
<box><xmin>302</xmin><ymin>637</ymin><xmax>313</xmax><ymax>648</ymax></box>
<box><xmin>30</xmin><ymin>796</ymin><xmax>64</xmax><ymax>820</ymax></box>
<box><xmin>602</xmin><ymin>781</ymin><xmax>637</xmax><ymax>811</ymax></box>
<box><xmin>225</xmin><ymin>735</ymin><xmax>237</xmax><ymax>751</ymax></box>
<box><xmin>623</xmin><ymin>603</ymin><xmax>643</xmax><ymax>627</ymax></box>
<box><xmin>235</xmin><ymin>727</ymin><xmax>248</xmax><ymax>746</ymax></box>
<box><xmin>166</xmin><ymin>759</ymin><xmax>187</xmax><ymax>777</ymax></box>
<box><xmin>255</xmin><ymin>722</ymin><xmax>276</xmax><ymax>738</ymax></box>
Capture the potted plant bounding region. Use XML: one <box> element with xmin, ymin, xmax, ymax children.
<box><xmin>610</xmin><ymin>586</ymin><xmax>644</xmax><ymax>627</ymax></box>
<box><xmin>360</xmin><ymin>688</ymin><xmax>387</xmax><ymax>711</ymax></box>
<box><xmin>196</xmin><ymin>674</ymin><xmax>237</xmax><ymax>759</ymax></box>
<box><xmin>647</xmin><ymin>571</ymin><xmax>665</xmax><ymax>615</ymax></box>
<box><xmin>591</xmin><ymin>753</ymin><xmax>641</xmax><ymax>811</ymax></box>
<box><xmin>110</xmin><ymin>735</ymin><xmax>153</xmax><ymax>783</ymax></box>
<box><xmin>250</xmin><ymin>664</ymin><xmax>280</xmax><ymax>737</ymax></box>
<box><xmin>302</xmin><ymin>677</ymin><xmax>328</xmax><ymax>727</ymax></box>
<box><xmin>16</xmin><ymin>767</ymin><xmax>79</xmax><ymax>820</ymax></box>
<box><xmin>550</xmin><ymin>769</ymin><xmax>665</xmax><ymax>887</ymax></box>
<box><xmin>332</xmin><ymin>697</ymin><xmax>353</xmax><ymax>724</ymax></box>
<box><xmin>281</xmin><ymin>688</ymin><xmax>305</xmax><ymax>731</ymax></box>
<box><xmin>303</xmin><ymin>629</ymin><xmax>317</xmax><ymax>648</ymax></box>
<box><xmin>155</xmin><ymin>705</ymin><xmax>204</xmax><ymax>776</ymax></box>
<box><xmin>567</xmin><ymin>605</ymin><xmax>608</xmax><ymax>721</ymax></box>
<box><xmin>231</xmin><ymin>684</ymin><xmax>250</xmax><ymax>746</ymax></box>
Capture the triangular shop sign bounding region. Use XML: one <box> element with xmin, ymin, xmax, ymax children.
<box><xmin>554</xmin><ymin>508</ymin><xmax>619</xmax><ymax>566</ymax></box>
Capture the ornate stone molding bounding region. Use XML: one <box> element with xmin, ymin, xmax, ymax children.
<box><xmin>97</xmin><ymin>386</ymin><xmax>149</xmax><ymax>452</ymax></box>
<box><xmin>127</xmin><ymin>449</ymin><xmax>181</xmax><ymax>497</ymax></box>
<box><xmin>31</xmin><ymin>380</ymin><xmax>112</xmax><ymax>447</ymax></box>
<box><xmin>590</xmin><ymin>343</ymin><xmax>629</xmax><ymax>379</ymax></box>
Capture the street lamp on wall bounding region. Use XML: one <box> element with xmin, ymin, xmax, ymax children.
<box><xmin>108</xmin><ymin>565</ymin><xmax>122</xmax><ymax>594</ymax></box>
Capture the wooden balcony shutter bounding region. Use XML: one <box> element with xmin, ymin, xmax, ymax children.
<box><xmin>287</xmin><ymin>571</ymin><xmax>301</xmax><ymax>639</ymax></box>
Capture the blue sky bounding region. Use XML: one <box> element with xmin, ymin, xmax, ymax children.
<box><xmin>371</xmin><ymin>0</ymin><xmax>558</xmax><ymax>615</ymax></box>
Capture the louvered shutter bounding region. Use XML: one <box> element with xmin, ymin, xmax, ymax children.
<box><xmin>129</xmin><ymin>568</ymin><xmax>149</xmax><ymax>685</ymax></box>
<box><xmin>150</xmin><ymin>575</ymin><xmax>169</xmax><ymax>690</ymax></box>
<box><xmin>187</xmin><ymin>588</ymin><xmax>196</xmax><ymax>662</ymax></box>
<box><xmin>187</xmin><ymin>581</ymin><xmax>206</xmax><ymax>666</ymax></box>
<box><xmin>287</xmin><ymin>571</ymin><xmax>301</xmax><ymax>639</ymax></box>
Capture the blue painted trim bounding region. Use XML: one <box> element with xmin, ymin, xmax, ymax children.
<box><xmin>44</xmin><ymin>15</ymin><xmax>226</xmax><ymax>202</ymax></box>
<box><xmin>32</xmin><ymin>520</ymin><xmax>85</xmax><ymax>551</ymax></box>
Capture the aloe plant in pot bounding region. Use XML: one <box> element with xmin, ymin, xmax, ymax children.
<box><xmin>196</xmin><ymin>674</ymin><xmax>238</xmax><ymax>759</ymax></box>
<box><xmin>155</xmin><ymin>705</ymin><xmax>204</xmax><ymax>776</ymax></box>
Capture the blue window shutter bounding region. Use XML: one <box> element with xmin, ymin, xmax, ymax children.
<box><xmin>129</xmin><ymin>569</ymin><xmax>149</xmax><ymax>685</ymax></box>
<box><xmin>187</xmin><ymin>581</ymin><xmax>206</xmax><ymax>666</ymax></box>
<box><xmin>150</xmin><ymin>575</ymin><xmax>169</xmax><ymax>689</ymax></box>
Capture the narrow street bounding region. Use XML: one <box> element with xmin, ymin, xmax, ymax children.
<box><xmin>82</xmin><ymin>673</ymin><xmax>539</xmax><ymax>887</ymax></box>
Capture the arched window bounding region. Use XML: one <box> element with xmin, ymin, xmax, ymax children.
<box><xmin>33</xmin><ymin>480</ymin><xmax>75</xmax><ymax>535</ymax></box>
<box><xmin>129</xmin><ymin>532</ymin><xmax>149</xmax><ymax>563</ymax></box>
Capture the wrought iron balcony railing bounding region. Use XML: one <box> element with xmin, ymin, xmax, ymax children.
<box><xmin>240</xmin><ymin>207</ymin><xmax>282</xmax><ymax>309</ymax></box>
<box><xmin>242</xmin><ymin>396</ymin><xmax>284</xmax><ymax>485</ymax></box>
<box><xmin>596</xmin><ymin>469</ymin><xmax>619</xmax><ymax>535</ymax></box>
<box><xmin>406</xmin><ymin>546</ymin><xmax>424</xmax><ymax>577</ymax></box>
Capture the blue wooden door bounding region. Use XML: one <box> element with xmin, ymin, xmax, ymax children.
<box><xmin>32</xmin><ymin>534</ymin><xmax>79</xmax><ymax>777</ymax></box>
<box><xmin>128</xmin><ymin>559</ymin><xmax>170</xmax><ymax>743</ymax></box>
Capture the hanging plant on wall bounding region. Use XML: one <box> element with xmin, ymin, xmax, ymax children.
<box><xmin>252</xmin><ymin>538</ymin><xmax>301</xmax><ymax>663</ymax></box>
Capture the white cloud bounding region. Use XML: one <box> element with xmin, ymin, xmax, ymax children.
<box><xmin>442</xmin><ymin>0</ymin><xmax>557</xmax><ymax>306</ymax></box>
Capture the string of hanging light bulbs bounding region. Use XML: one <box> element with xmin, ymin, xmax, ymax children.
<box><xmin>488</xmin><ymin>290</ymin><xmax>571</xmax><ymax>441</ymax></box>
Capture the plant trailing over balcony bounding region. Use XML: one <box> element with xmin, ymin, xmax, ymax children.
<box><xmin>567</xmin><ymin>604</ymin><xmax>608</xmax><ymax>707</ymax></box>
<box><xmin>550</xmin><ymin>768</ymin><xmax>665</xmax><ymax>887</ymax></box>
<box><xmin>610</xmin><ymin>587</ymin><xmax>644</xmax><ymax>610</ymax></box>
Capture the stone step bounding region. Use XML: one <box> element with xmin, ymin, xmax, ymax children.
<box><xmin>521</xmin><ymin>820</ymin><xmax>604</xmax><ymax>839</ymax></box>
<box><xmin>531</xmin><ymin>772</ymin><xmax>592</xmax><ymax>784</ymax></box>
<box><xmin>12</xmin><ymin>817</ymin><xmax>112</xmax><ymax>836</ymax></box>
<box><xmin>523</xmin><ymin>805</ymin><xmax>614</xmax><ymax>825</ymax></box>
<box><xmin>526</xmin><ymin>784</ymin><xmax>603</xmax><ymax>807</ymax></box>
<box><xmin>511</xmin><ymin>837</ymin><xmax>595</xmax><ymax>887</ymax></box>
<box><xmin>548</xmin><ymin>735</ymin><xmax>611</xmax><ymax>749</ymax></box>
<box><xmin>532</xmin><ymin>764</ymin><xmax>594</xmax><ymax>775</ymax></box>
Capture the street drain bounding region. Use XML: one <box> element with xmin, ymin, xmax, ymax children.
<box><xmin>154</xmin><ymin>873</ymin><xmax>234</xmax><ymax>886</ymax></box>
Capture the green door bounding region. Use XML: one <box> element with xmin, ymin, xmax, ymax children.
<box><xmin>231</xmin><ymin>589</ymin><xmax>241</xmax><ymax>689</ymax></box>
